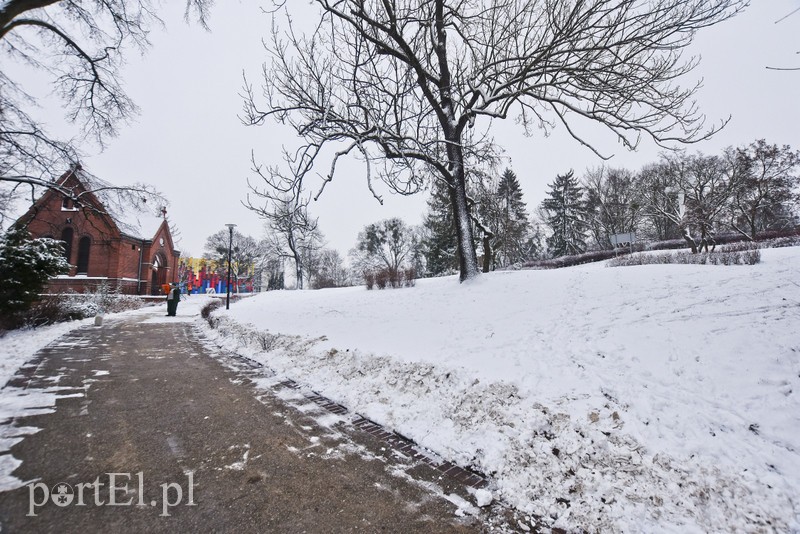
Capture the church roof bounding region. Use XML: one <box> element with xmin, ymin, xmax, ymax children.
<box><xmin>65</xmin><ymin>167</ymin><xmax>170</xmax><ymax>242</ymax></box>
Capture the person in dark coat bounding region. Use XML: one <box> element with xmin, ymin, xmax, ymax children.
<box><xmin>166</xmin><ymin>283</ymin><xmax>181</xmax><ymax>316</ymax></box>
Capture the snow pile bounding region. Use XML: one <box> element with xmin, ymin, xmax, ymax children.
<box><xmin>205</xmin><ymin>246</ymin><xmax>800</xmax><ymax>532</ymax></box>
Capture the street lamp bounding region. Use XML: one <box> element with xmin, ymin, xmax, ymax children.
<box><xmin>225</xmin><ymin>224</ymin><xmax>236</xmax><ymax>310</ymax></box>
<box><xmin>136</xmin><ymin>245</ymin><xmax>143</xmax><ymax>295</ymax></box>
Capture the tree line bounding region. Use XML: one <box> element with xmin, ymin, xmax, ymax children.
<box><xmin>245</xmin><ymin>0</ymin><xmax>747</xmax><ymax>282</ymax></box>
<box><xmin>1</xmin><ymin>0</ymin><xmax>771</xmax><ymax>290</ymax></box>
<box><xmin>224</xmin><ymin>138</ymin><xmax>799</xmax><ymax>289</ymax></box>
<box><xmin>430</xmin><ymin>139</ymin><xmax>799</xmax><ymax>274</ymax></box>
<box><xmin>543</xmin><ymin>139</ymin><xmax>800</xmax><ymax>256</ymax></box>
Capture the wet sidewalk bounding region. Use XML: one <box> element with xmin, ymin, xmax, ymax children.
<box><xmin>0</xmin><ymin>310</ymin><xmax>488</xmax><ymax>533</ymax></box>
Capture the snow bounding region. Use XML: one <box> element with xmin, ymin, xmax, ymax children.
<box><xmin>0</xmin><ymin>248</ymin><xmax>797</xmax><ymax>530</ymax></box>
<box><xmin>471</xmin><ymin>487</ymin><xmax>494</xmax><ymax>507</ymax></box>
<box><xmin>205</xmin><ymin>246</ymin><xmax>800</xmax><ymax>532</ymax></box>
<box><xmin>0</xmin><ymin>319</ymin><xmax>92</xmax><ymax>389</ymax></box>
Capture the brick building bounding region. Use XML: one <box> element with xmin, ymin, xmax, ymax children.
<box><xmin>14</xmin><ymin>167</ymin><xmax>180</xmax><ymax>295</ymax></box>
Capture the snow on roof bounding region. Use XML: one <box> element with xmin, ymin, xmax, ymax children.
<box><xmin>70</xmin><ymin>168</ymin><xmax>169</xmax><ymax>242</ymax></box>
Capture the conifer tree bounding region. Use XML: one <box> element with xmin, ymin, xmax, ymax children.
<box><xmin>494</xmin><ymin>169</ymin><xmax>531</xmax><ymax>267</ymax></box>
<box><xmin>421</xmin><ymin>180</ymin><xmax>460</xmax><ymax>276</ymax></box>
<box><xmin>0</xmin><ymin>226</ymin><xmax>70</xmax><ymax>328</ymax></box>
<box><xmin>541</xmin><ymin>170</ymin><xmax>589</xmax><ymax>257</ymax></box>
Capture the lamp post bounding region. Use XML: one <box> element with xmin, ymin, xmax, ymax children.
<box><xmin>136</xmin><ymin>245</ymin><xmax>143</xmax><ymax>295</ymax></box>
<box><xmin>225</xmin><ymin>224</ymin><xmax>236</xmax><ymax>310</ymax></box>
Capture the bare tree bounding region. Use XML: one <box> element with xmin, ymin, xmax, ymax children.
<box><xmin>0</xmin><ymin>0</ymin><xmax>212</xmax><ymax>216</ymax></box>
<box><xmin>584</xmin><ymin>167</ymin><xmax>644</xmax><ymax>249</ymax></box>
<box><xmin>350</xmin><ymin>217</ymin><xmax>419</xmax><ymax>277</ymax></box>
<box><xmin>309</xmin><ymin>248</ymin><xmax>350</xmax><ymax>289</ymax></box>
<box><xmin>244</xmin><ymin>0</ymin><xmax>746</xmax><ymax>281</ymax></box>
<box><xmin>641</xmin><ymin>151</ymin><xmax>738</xmax><ymax>252</ymax></box>
<box><xmin>203</xmin><ymin>227</ymin><xmax>265</xmax><ymax>293</ymax></box>
<box><xmin>245</xmin><ymin>156</ymin><xmax>322</xmax><ymax>290</ymax></box>
<box><xmin>728</xmin><ymin>140</ymin><xmax>800</xmax><ymax>239</ymax></box>
<box><xmin>636</xmin><ymin>162</ymin><xmax>683</xmax><ymax>242</ymax></box>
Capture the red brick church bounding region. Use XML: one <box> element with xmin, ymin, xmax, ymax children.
<box><xmin>15</xmin><ymin>166</ymin><xmax>180</xmax><ymax>295</ymax></box>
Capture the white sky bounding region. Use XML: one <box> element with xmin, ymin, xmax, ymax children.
<box><xmin>14</xmin><ymin>1</ymin><xmax>800</xmax><ymax>257</ymax></box>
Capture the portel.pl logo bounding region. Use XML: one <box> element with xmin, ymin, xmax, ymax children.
<box><xmin>27</xmin><ymin>472</ymin><xmax>195</xmax><ymax>517</ymax></box>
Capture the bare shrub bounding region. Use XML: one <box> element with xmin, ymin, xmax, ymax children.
<box><xmin>16</xmin><ymin>288</ymin><xmax>149</xmax><ymax>329</ymax></box>
<box><xmin>608</xmin><ymin>242</ymin><xmax>761</xmax><ymax>268</ymax></box>
<box><xmin>403</xmin><ymin>267</ymin><xmax>417</xmax><ymax>287</ymax></box>
<box><xmin>374</xmin><ymin>269</ymin><xmax>389</xmax><ymax>289</ymax></box>
<box><xmin>201</xmin><ymin>300</ymin><xmax>223</xmax><ymax>326</ymax></box>
<box><xmin>743</xmin><ymin>248</ymin><xmax>761</xmax><ymax>265</ymax></box>
<box><xmin>364</xmin><ymin>267</ymin><xmax>417</xmax><ymax>290</ymax></box>
<box><xmin>23</xmin><ymin>295</ymin><xmax>81</xmax><ymax>327</ymax></box>
<box><xmin>255</xmin><ymin>331</ymin><xmax>278</xmax><ymax>351</ymax></box>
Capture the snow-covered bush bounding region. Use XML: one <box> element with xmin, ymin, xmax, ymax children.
<box><xmin>364</xmin><ymin>271</ymin><xmax>375</xmax><ymax>290</ymax></box>
<box><xmin>22</xmin><ymin>285</ymin><xmax>148</xmax><ymax>327</ymax></box>
<box><xmin>759</xmin><ymin>235</ymin><xmax>800</xmax><ymax>249</ymax></box>
<box><xmin>65</xmin><ymin>283</ymin><xmax>144</xmax><ymax>317</ymax></box>
<box><xmin>608</xmin><ymin>243</ymin><xmax>761</xmax><ymax>267</ymax></box>
<box><xmin>0</xmin><ymin>226</ymin><xmax>70</xmax><ymax>330</ymax></box>
<box><xmin>364</xmin><ymin>267</ymin><xmax>417</xmax><ymax>289</ymax></box>
<box><xmin>23</xmin><ymin>294</ymin><xmax>81</xmax><ymax>327</ymax></box>
<box><xmin>201</xmin><ymin>299</ymin><xmax>223</xmax><ymax>326</ymax></box>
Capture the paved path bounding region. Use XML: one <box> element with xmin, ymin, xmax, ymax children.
<box><xmin>0</xmin><ymin>311</ymin><xmax>492</xmax><ymax>533</ymax></box>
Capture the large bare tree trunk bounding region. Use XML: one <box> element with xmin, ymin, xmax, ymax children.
<box><xmin>448</xmin><ymin>173</ymin><xmax>480</xmax><ymax>280</ymax></box>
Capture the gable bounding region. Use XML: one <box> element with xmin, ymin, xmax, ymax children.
<box><xmin>14</xmin><ymin>166</ymin><xmax>169</xmax><ymax>242</ymax></box>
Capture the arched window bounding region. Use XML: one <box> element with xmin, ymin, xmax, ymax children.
<box><xmin>60</xmin><ymin>228</ymin><xmax>74</xmax><ymax>263</ymax></box>
<box><xmin>76</xmin><ymin>236</ymin><xmax>91</xmax><ymax>274</ymax></box>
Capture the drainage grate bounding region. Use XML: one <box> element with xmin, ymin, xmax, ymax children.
<box><xmin>278</xmin><ymin>379</ymin><xmax>489</xmax><ymax>489</ymax></box>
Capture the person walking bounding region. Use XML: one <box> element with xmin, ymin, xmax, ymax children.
<box><xmin>166</xmin><ymin>283</ymin><xmax>181</xmax><ymax>316</ymax></box>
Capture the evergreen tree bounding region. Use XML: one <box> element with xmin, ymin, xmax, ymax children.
<box><xmin>541</xmin><ymin>170</ymin><xmax>589</xmax><ymax>257</ymax></box>
<box><xmin>494</xmin><ymin>168</ymin><xmax>531</xmax><ymax>267</ymax></box>
<box><xmin>0</xmin><ymin>226</ymin><xmax>70</xmax><ymax>328</ymax></box>
<box><xmin>421</xmin><ymin>180</ymin><xmax>459</xmax><ymax>276</ymax></box>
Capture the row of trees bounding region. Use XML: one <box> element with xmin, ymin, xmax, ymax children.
<box><xmin>232</xmin><ymin>137</ymin><xmax>799</xmax><ymax>287</ymax></box>
<box><xmin>376</xmin><ymin>138</ymin><xmax>800</xmax><ymax>279</ymax></box>
<box><xmin>200</xmin><ymin>224</ymin><xmax>349</xmax><ymax>292</ymax></box>
<box><xmin>542</xmin><ymin>140</ymin><xmax>800</xmax><ymax>256</ymax></box>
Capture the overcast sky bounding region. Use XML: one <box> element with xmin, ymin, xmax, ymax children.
<box><xmin>19</xmin><ymin>1</ymin><xmax>800</xmax><ymax>257</ymax></box>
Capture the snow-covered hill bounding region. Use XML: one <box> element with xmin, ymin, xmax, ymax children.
<box><xmin>210</xmin><ymin>247</ymin><xmax>800</xmax><ymax>532</ymax></box>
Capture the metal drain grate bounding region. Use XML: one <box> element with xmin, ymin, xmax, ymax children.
<box><xmin>279</xmin><ymin>379</ymin><xmax>489</xmax><ymax>489</ymax></box>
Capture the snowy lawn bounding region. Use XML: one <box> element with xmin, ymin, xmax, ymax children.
<box><xmin>206</xmin><ymin>246</ymin><xmax>800</xmax><ymax>532</ymax></box>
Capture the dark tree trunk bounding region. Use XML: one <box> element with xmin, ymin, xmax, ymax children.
<box><xmin>434</xmin><ymin>0</ymin><xmax>479</xmax><ymax>282</ymax></box>
<box><xmin>482</xmin><ymin>233</ymin><xmax>491</xmax><ymax>273</ymax></box>
<box><xmin>447</xmin><ymin>171</ymin><xmax>480</xmax><ymax>281</ymax></box>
